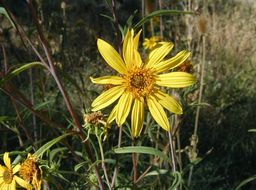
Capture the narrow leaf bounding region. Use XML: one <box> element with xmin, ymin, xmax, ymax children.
<box><xmin>114</xmin><ymin>146</ymin><xmax>172</xmax><ymax>164</ymax></box>
<box><xmin>145</xmin><ymin>169</ymin><xmax>168</xmax><ymax>177</ymax></box>
<box><xmin>1</xmin><ymin>62</ymin><xmax>43</xmax><ymax>86</ymax></box>
<box><xmin>134</xmin><ymin>10</ymin><xmax>194</xmax><ymax>29</ymax></box>
<box><xmin>169</xmin><ymin>172</ymin><xmax>182</xmax><ymax>190</ymax></box>
<box><xmin>235</xmin><ymin>175</ymin><xmax>256</xmax><ymax>190</ymax></box>
<box><xmin>33</xmin><ymin>132</ymin><xmax>74</xmax><ymax>158</ymax></box>
<box><xmin>0</xmin><ymin>7</ymin><xmax>15</xmax><ymax>28</ymax></box>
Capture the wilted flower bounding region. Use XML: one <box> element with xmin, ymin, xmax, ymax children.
<box><xmin>19</xmin><ymin>154</ymin><xmax>42</xmax><ymax>190</ymax></box>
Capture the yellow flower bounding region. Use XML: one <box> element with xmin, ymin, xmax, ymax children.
<box><xmin>91</xmin><ymin>29</ymin><xmax>196</xmax><ymax>137</ymax></box>
<box><xmin>143</xmin><ymin>36</ymin><xmax>161</xmax><ymax>50</ymax></box>
<box><xmin>0</xmin><ymin>152</ymin><xmax>32</xmax><ymax>190</ymax></box>
<box><xmin>19</xmin><ymin>154</ymin><xmax>42</xmax><ymax>190</ymax></box>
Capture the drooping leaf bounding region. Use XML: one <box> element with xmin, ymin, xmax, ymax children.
<box><xmin>134</xmin><ymin>10</ymin><xmax>194</xmax><ymax>29</ymax></box>
<box><xmin>0</xmin><ymin>62</ymin><xmax>43</xmax><ymax>86</ymax></box>
<box><xmin>234</xmin><ymin>175</ymin><xmax>256</xmax><ymax>190</ymax></box>
<box><xmin>0</xmin><ymin>7</ymin><xmax>15</xmax><ymax>28</ymax></box>
<box><xmin>33</xmin><ymin>132</ymin><xmax>74</xmax><ymax>158</ymax></box>
<box><xmin>49</xmin><ymin>147</ymin><xmax>68</xmax><ymax>163</ymax></box>
<box><xmin>169</xmin><ymin>172</ymin><xmax>182</xmax><ymax>190</ymax></box>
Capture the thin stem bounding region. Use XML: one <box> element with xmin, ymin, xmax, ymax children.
<box><xmin>168</xmin><ymin>131</ymin><xmax>177</xmax><ymax>173</ymax></box>
<box><xmin>158</xmin><ymin>0</ymin><xmax>163</xmax><ymax>38</ymax></box>
<box><xmin>132</xmin><ymin>138</ymin><xmax>138</xmax><ymax>183</ymax></box>
<box><xmin>168</xmin><ymin>131</ymin><xmax>178</xmax><ymax>190</ymax></box>
<box><xmin>96</xmin><ymin>128</ymin><xmax>112</xmax><ymax>189</ymax></box>
<box><xmin>135</xmin><ymin>156</ymin><xmax>160</xmax><ymax>184</ymax></box>
<box><xmin>111</xmin><ymin>0</ymin><xmax>121</xmax><ymax>51</ymax></box>
<box><xmin>188</xmin><ymin>34</ymin><xmax>206</xmax><ymax>187</ymax></box>
<box><xmin>29</xmin><ymin>68</ymin><xmax>38</xmax><ymax>147</ymax></box>
<box><xmin>141</xmin><ymin>0</ymin><xmax>145</xmax><ymax>40</ymax></box>
<box><xmin>176</xmin><ymin>128</ymin><xmax>183</xmax><ymax>170</ymax></box>
<box><xmin>111</xmin><ymin>125</ymin><xmax>123</xmax><ymax>188</ymax></box>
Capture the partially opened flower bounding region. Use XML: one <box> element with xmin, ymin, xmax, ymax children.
<box><xmin>143</xmin><ymin>36</ymin><xmax>161</xmax><ymax>50</ymax></box>
<box><xmin>0</xmin><ymin>152</ymin><xmax>32</xmax><ymax>190</ymax></box>
<box><xmin>19</xmin><ymin>154</ymin><xmax>42</xmax><ymax>190</ymax></box>
<box><xmin>91</xmin><ymin>29</ymin><xmax>196</xmax><ymax>137</ymax></box>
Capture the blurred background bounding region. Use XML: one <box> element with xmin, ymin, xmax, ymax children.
<box><xmin>0</xmin><ymin>0</ymin><xmax>256</xmax><ymax>189</ymax></box>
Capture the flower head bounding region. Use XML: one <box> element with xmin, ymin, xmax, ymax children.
<box><xmin>143</xmin><ymin>36</ymin><xmax>161</xmax><ymax>50</ymax></box>
<box><xmin>19</xmin><ymin>154</ymin><xmax>42</xmax><ymax>190</ymax></box>
<box><xmin>0</xmin><ymin>152</ymin><xmax>32</xmax><ymax>190</ymax></box>
<box><xmin>84</xmin><ymin>111</ymin><xmax>104</xmax><ymax>125</ymax></box>
<box><xmin>91</xmin><ymin>29</ymin><xmax>196</xmax><ymax>137</ymax></box>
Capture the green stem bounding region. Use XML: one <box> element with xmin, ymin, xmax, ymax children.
<box><xmin>111</xmin><ymin>125</ymin><xmax>123</xmax><ymax>188</ymax></box>
<box><xmin>96</xmin><ymin>127</ymin><xmax>112</xmax><ymax>189</ymax></box>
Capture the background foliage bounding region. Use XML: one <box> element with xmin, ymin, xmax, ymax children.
<box><xmin>0</xmin><ymin>0</ymin><xmax>255</xmax><ymax>189</ymax></box>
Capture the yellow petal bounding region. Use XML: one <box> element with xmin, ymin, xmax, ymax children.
<box><xmin>147</xmin><ymin>95</ymin><xmax>170</xmax><ymax>131</ymax></box>
<box><xmin>3</xmin><ymin>152</ymin><xmax>11</xmax><ymax>169</ymax></box>
<box><xmin>156</xmin><ymin>72</ymin><xmax>196</xmax><ymax>88</ymax></box>
<box><xmin>131</xmin><ymin>98</ymin><xmax>145</xmax><ymax>137</ymax></box>
<box><xmin>145</xmin><ymin>42</ymin><xmax>174</xmax><ymax>68</ymax></box>
<box><xmin>123</xmin><ymin>29</ymin><xmax>142</xmax><ymax>68</ymax></box>
<box><xmin>123</xmin><ymin>29</ymin><xmax>133</xmax><ymax>68</ymax></box>
<box><xmin>155</xmin><ymin>91</ymin><xmax>183</xmax><ymax>114</ymax></box>
<box><xmin>0</xmin><ymin>184</ymin><xmax>8</xmax><ymax>189</ymax></box>
<box><xmin>12</xmin><ymin>164</ymin><xmax>20</xmax><ymax>174</ymax></box>
<box><xmin>14</xmin><ymin>176</ymin><xmax>32</xmax><ymax>189</ymax></box>
<box><xmin>11</xmin><ymin>179</ymin><xmax>16</xmax><ymax>190</ymax></box>
<box><xmin>116</xmin><ymin>92</ymin><xmax>133</xmax><ymax>126</ymax></box>
<box><xmin>90</xmin><ymin>76</ymin><xmax>123</xmax><ymax>85</ymax></box>
<box><xmin>92</xmin><ymin>86</ymin><xmax>124</xmax><ymax>111</ymax></box>
<box><xmin>0</xmin><ymin>165</ymin><xmax>6</xmax><ymax>172</ymax></box>
<box><xmin>154</xmin><ymin>50</ymin><xmax>191</xmax><ymax>74</ymax></box>
<box><xmin>107</xmin><ymin>105</ymin><xmax>117</xmax><ymax>124</ymax></box>
<box><xmin>97</xmin><ymin>39</ymin><xmax>126</xmax><ymax>74</ymax></box>
<box><xmin>133</xmin><ymin>29</ymin><xmax>142</xmax><ymax>50</ymax></box>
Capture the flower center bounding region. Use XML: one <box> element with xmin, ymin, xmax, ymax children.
<box><xmin>3</xmin><ymin>169</ymin><xmax>13</xmax><ymax>184</ymax></box>
<box><xmin>123</xmin><ymin>68</ymin><xmax>155</xmax><ymax>98</ymax></box>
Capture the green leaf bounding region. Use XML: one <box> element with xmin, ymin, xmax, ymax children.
<box><xmin>248</xmin><ymin>129</ymin><xmax>256</xmax><ymax>133</ymax></box>
<box><xmin>145</xmin><ymin>169</ymin><xmax>168</xmax><ymax>177</ymax></box>
<box><xmin>74</xmin><ymin>161</ymin><xmax>88</xmax><ymax>172</ymax></box>
<box><xmin>134</xmin><ymin>9</ymin><xmax>194</xmax><ymax>30</ymax></box>
<box><xmin>0</xmin><ymin>62</ymin><xmax>43</xmax><ymax>86</ymax></box>
<box><xmin>100</xmin><ymin>13</ymin><xmax>115</xmax><ymax>23</ymax></box>
<box><xmin>235</xmin><ymin>175</ymin><xmax>256</xmax><ymax>190</ymax></box>
<box><xmin>49</xmin><ymin>147</ymin><xmax>68</xmax><ymax>163</ymax></box>
<box><xmin>0</xmin><ymin>7</ymin><xmax>15</xmax><ymax>28</ymax></box>
<box><xmin>190</xmin><ymin>102</ymin><xmax>211</xmax><ymax>107</ymax></box>
<box><xmin>33</xmin><ymin>132</ymin><xmax>74</xmax><ymax>158</ymax></box>
<box><xmin>0</xmin><ymin>116</ymin><xmax>13</xmax><ymax>123</ymax></box>
<box><xmin>114</xmin><ymin>146</ymin><xmax>172</xmax><ymax>164</ymax></box>
<box><xmin>169</xmin><ymin>172</ymin><xmax>182</xmax><ymax>190</ymax></box>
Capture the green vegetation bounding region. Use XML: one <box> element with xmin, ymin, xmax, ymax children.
<box><xmin>0</xmin><ymin>0</ymin><xmax>255</xmax><ymax>189</ymax></box>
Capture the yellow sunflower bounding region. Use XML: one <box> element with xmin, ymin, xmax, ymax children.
<box><xmin>91</xmin><ymin>29</ymin><xmax>196</xmax><ymax>137</ymax></box>
<box><xmin>0</xmin><ymin>152</ymin><xmax>32</xmax><ymax>190</ymax></box>
<box><xmin>143</xmin><ymin>36</ymin><xmax>161</xmax><ymax>50</ymax></box>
